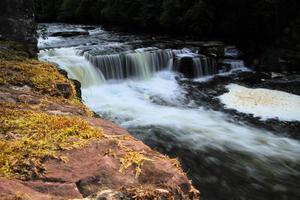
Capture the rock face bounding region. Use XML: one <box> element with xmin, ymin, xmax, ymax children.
<box><xmin>0</xmin><ymin>42</ymin><xmax>199</xmax><ymax>199</ymax></box>
<box><xmin>0</xmin><ymin>1</ymin><xmax>200</xmax><ymax>197</ymax></box>
<box><xmin>0</xmin><ymin>0</ymin><xmax>37</xmax><ymax>57</ymax></box>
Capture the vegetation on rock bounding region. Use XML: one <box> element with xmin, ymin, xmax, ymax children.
<box><xmin>119</xmin><ymin>152</ymin><xmax>152</xmax><ymax>179</ymax></box>
<box><xmin>0</xmin><ymin>42</ymin><xmax>160</xmax><ymax>183</ymax></box>
<box><xmin>0</xmin><ymin>105</ymin><xmax>105</xmax><ymax>180</ymax></box>
<box><xmin>0</xmin><ymin>60</ymin><xmax>75</xmax><ymax>97</ymax></box>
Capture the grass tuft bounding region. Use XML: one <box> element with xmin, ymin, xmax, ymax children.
<box><xmin>119</xmin><ymin>152</ymin><xmax>152</xmax><ymax>178</ymax></box>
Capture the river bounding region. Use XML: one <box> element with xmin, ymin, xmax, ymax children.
<box><xmin>38</xmin><ymin>23</ymin><xmax>300</xmax><ymax>200</ymax></box>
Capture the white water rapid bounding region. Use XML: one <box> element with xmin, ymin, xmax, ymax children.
<box><xmin>38</xmin><ymin>23</ymin><xmax>300</xmax><ymax>200</ymax></box>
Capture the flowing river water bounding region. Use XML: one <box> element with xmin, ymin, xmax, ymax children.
<box><xmin>39</xmin><ymin>24</ymin><xmax>300</xmax><ymax>200</ymax></box>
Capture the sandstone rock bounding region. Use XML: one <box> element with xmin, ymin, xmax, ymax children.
<box><xmin>0</xmin><ymin>43</ymin><xmax>199</xmax><ymax>200</ymax></box>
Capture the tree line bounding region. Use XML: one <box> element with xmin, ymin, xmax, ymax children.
<box><xmin>35</xmin><ymin>0</ymin><xmax>299</xmax><ymax>46</ymax></box>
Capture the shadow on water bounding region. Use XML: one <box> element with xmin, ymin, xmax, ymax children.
<box><xmin>129</xmin><ymin>126</ymin><xmax>300</xmax><ymax>200</ymax></box>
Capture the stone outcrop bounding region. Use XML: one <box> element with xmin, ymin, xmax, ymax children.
<box><xmin>0</xmin><ymin>0</ymin><xmax>37</xmax><ymax>57</ymax></box>
<box><xmin>0</xmin><ymin>2</ymin><xmax>199</xmax><ymax>198</ymax></box>
<box><xmin>0</xmin><ymin>41</ymin><xmax>199</xmax><ymax>199</ymax></box>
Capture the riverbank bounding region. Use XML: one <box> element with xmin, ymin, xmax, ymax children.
<box><xmin>0</xmin><ymin>41</ymin><xmax>199</xmax><ymax>199</ymax></box>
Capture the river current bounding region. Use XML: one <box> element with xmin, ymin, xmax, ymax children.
<box><xmin>39</xmin><ymin>24</ymin><xmax>300</xmax><ymax>200</ymax></box>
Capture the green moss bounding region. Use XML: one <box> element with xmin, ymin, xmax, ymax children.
<box><xmin>119</xmin><ymin>151</ymin><xmax>152</xmax><ymax>179</ymax></box>
<box><xmin>0</xmin><ymin>107</ymin><xmax>105</xmax><ymax>180</ymax></box>
<box><xmin>0</xmin><ymin>41</ymin><xmax>30</xmax><ymax>61</ymax></box>
<box><xmin>0</xmin><ymin>60</ymin><xmax>77</xmax><ymax>98</ymax></box>
<box><xmin>0</xmin><ymin>77</ymin><xmax>7</xmax><ymax>85</ymax></box>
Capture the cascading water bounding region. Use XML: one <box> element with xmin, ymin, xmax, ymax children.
<box><xmin>39</xmin><ymin>48</ymin><xmax>106</xmax><ymax>87</ymax></box>
<box><xmin>38</xmin><ymin>24</ymin><xmax>300</xmax><ymax>200</ymax></box>
<box><xmin>83</xmin><ymin>47</ymin><xmax>220</xmax><ymax>80</ymax></box>
<box><xmin>223</xmin><ymin>59</ymin><xmax>246</xmax><ymax>69</ymax></box>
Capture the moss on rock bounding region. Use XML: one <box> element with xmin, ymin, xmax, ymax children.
<box><xmin>0</xmin><ymin>60</ymin><xmax>77</xmax><ymax>98</ymax></box>
<box><xmin>0</xmin><ymin>106</ymin><xmax>105</xmax><ymax>180</ymax></box>
<box><xmin>0</xmin><ymin>41</ymin><xmax>30</xmax><ymax>61</ymax></box>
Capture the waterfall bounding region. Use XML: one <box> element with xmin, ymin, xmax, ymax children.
<box><xmin>39</xmin><ymin>48</ymin><xmax>106</xmax><ymax>88</ymax></box>
<box><xmin>84</xmin><ymin>48</ymin><xmax>185</xmax><ymax>80</ymax></box>
<box><xmin>174</xmin><ymin>54</ymin><xmax>218</xmax><ymax>78</ymax></box>
<box><xmin>84</xmin><ymin>47</ymin><xmax>221</xmax><ymax>80</ymax></box>
<box><xmin>79</xmin><ymin>47</ymin><xmax>247</xmax><ymax>81</ymax></box>
<box><xmin>193</xmin><ymin>58</ymin><xmax>204</xmax><ymax>77</ymax></box>
<box><xmin>223</xmin><ymin>59</ymin><xmax>245</xmax><ymax>69</ymax></box>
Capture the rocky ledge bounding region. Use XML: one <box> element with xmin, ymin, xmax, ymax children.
<box><xmin>0</xmin><ymin>41</ymin><xmax>199</xmax><ymax>200</ymax></box>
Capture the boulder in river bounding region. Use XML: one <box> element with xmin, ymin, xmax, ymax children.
<box><xmin>175</xmin><ymin>56</ymin><xmax>195</xmax><ymax>78</ymax></box>
<box><xmin>50</xmin><ymin>31</ymin><xmax>90</xmax><ymax>37</ymax></box>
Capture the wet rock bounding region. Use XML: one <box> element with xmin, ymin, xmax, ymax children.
<box><xmin>255</xmin><ymin>74</ymin><xmax>300</xmax><ymax>95</ymax></box>
<box><xmin>81</xmin><ymin>26</ymin><xmax>97</xmax><ymax>31</ymax></box>
<box><xmin>56</xmin><ymin>68</ymin><xmax>82</xmax><ymax>100</ymax></box>
<box><xmin>57</xmin><ymin>68</ymin><xmax>69</xmax><ymax>78</ymax></box>
<box><xmin>71</xmin><ymin>79</ymin><xmax>82</xmax><ymax>100</ymax></box>
<box><xmin>175</xmin><ymin>56</ymin><xmax>195</xmax><ymax>78</ymax></box>
<box><xmin>50</xmin><ymin>31</ymin><xmax>89</xmax><ymax>37</ymax></box>
<box><xmin>56</xmin><ymin>83</ymin><xmax>72</xmax><ymax>98</ymax></box>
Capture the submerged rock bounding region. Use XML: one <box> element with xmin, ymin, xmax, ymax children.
<box><xmin>175</xmin><ymin>56</ymin><xmax>195</xmax><ymax>78</ymax></box>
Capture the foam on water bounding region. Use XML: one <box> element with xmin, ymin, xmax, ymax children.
<box><xmin>219</xmin><ymin>84</ymin><xmax>300</xmax><ymax>122</ymax></box>
<box><xmin>79</xmin><ymin>73</ymin><xmax>300</xmax><ymax>162</ymax></box>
